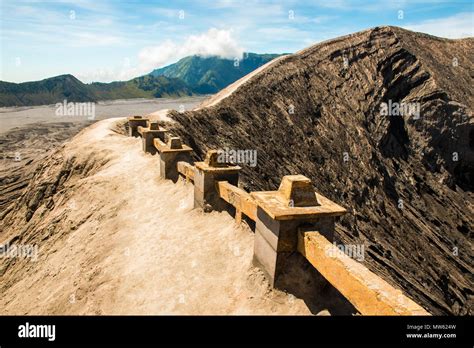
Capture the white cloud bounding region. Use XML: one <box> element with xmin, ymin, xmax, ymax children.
<box><xmin>403</xmin><ymin>12</ymin><xmax>474</xmax><ymax>39</ymax></box>
<box><xmin>139</xmin><ymin>28</ymin><xmax>243</xmax><ymax>68</ymax></box>
<box><xmin>79</xmin><ymin>28</ymin><xmax>244</xmax><ymax>82</ymax></box>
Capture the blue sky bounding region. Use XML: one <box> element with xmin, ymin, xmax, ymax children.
<box><xmin>0</xmin><ymin>0</ymin><xmax>472</xmax><ymax>83</ymax></box>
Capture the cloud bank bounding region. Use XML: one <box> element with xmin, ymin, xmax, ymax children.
<box><xmin>403</xmin><ymin>12</ymin><xmax>474</xmax><ymax>39</ymax></box>
<box><xmin>79</xmin><ymin>28</ymin><xmax>244</xmax><ymax>83</ymax></box>
<box><xmin>139</xmin><ymin>28</ymin><xmax>243</xmax><ymax>71</ymax></box>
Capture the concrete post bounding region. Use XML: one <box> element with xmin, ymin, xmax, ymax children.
<box><xmin>127</xmin><ymin>116</ymin><xmax>148</xmax><ymax>137</ymax></box>
<box><xmin>154</xmin><ymin>136</ymin><xmax>193</xmax><ymax>182</ymax></box>
<box><xmin>250</xmin><ymin>175</ymin><xmax>346</xmax><ymax>288</ymax></box>
<box><xmin>140</xmin><ymin>122</ymin><xmax>168</xmax><ymax>154</ymax></box>
<box><xmin>194</xmin><ymin>150</ymin><xmax>241</xmax><ymax>212</ymax></box>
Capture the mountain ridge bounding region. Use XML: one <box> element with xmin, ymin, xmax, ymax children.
<box><xmin>150</xmin><ymin>52</ymin><xmax>285</xmax><ymax>94</ymax></box>
<box><xmin>0</xmin><ymin>74</ymin><xmax>194</xmax><ymax>107</ymax></box>
<box><xmin>0</xmin><ymin>53</ymin><xmax>282</xmax><ymax>107</ymax></box>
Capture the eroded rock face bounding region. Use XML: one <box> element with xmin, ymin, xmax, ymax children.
<box><xmin>0</xmin><ymin>122</ymin><xmax>94</xmax><ymax>217</ymax></box>
<box><xmin>169</xmin><ymin>26</ymin><xmax>473</xmax><ymax>315</ymax></box>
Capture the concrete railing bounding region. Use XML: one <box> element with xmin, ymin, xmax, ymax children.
<box><xmin>177</xmin><ymin>161</ymin><xmax>195</xmax><ymax>183</ymax></box>
<box><xmin>217</xmin><ymin>181</ymin><xmax>257</xmax><ymax>223</ymax></box>
<box><xmin>127</xmin><ymin>116</ymin><xmax>430</xmax><ymax>315</ymax></box>
<box><xmin>298</xmin><ymin>231</ymin><xmax>429</xmax><ymax>315</ymax></box>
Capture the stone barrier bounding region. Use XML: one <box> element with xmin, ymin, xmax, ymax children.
<box><xmin>153</xmin><ymin>136</ymin><xmax>193</xmax><ymax>182</ymax></box>
<box><xmin>193</xmin><ymin>150</ymin><xmax>240</xmax><ymax>212</ymax></box>
<box><xmin>127</xmin><ymin>116</ymin><xmax>148</xmax><ymax>137</ymax></box>
<box><xmin>126</xmin><ymin>118</ymin><xmax>430</xmax><ymax>315</ymax></box>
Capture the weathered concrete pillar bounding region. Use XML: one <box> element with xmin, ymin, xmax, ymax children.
<box><xmin>154</xmin><ymin>136</ymin><xmax>193</xmax><ymax>182</ymax></box>
<box><xmin>194</xmin><ymin>150</ymin><xmax>241</xmax><ymax>211</ymax></box>
<box><xmin>250</xmin><ymin>175</ymin><xmax>346</xmax><ymax>287</ymax></box>
<box><xmin>140</xmin><ymin>122</ymin><xmax>168</xmax><ymax>154</ymax></box>
<box><xmin>127</xmin><ymin>116</ymin><xmax>148</xmax><ymax>137</ymax></box>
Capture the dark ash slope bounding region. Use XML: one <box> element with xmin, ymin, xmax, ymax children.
<box><xmin>168</xmin><ymin>26</ymin><xmax>473</xmax><ymax>315</ymax></box>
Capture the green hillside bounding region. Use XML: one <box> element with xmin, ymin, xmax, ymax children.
<box><xmin>0</xmin><ymin>52</ymin><xmax>284</xmax><ymax>107</ymax></box>
<box><xmin>149</xmin><ymin>53</ymin><xmax>284</xmax><ymax>93</ymax></box>
<box><xmin>89</xmin><ymin>75</ymin><xmax>193</xmax><ymax>99</ymax></box>
<box><xmin>0</xmin><ymin>75</ymin><xmax>97</xmax><ymax>107</ymax></box>
<box><xmin>0</xmin><ymin>75</ymin><xmax>193</xmax><ymax>107</ymax></box>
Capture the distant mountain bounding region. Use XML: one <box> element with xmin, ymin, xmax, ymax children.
<box><xmin>0</xmin><ymin>75</ymin><xmax>96</xmax><ymax>107</ymax></box>
<box><xmin>149</xmin><ymin>53</ymin><xmax>285</xmax><ymax>94</ymax></box>
<box><xmin>0</xmin><ymin>75</ymin><xmax>193</xmax><ymax>107</ymax></box>
<box><xmin>88</xmin><ymin>75</ymin><xmax>193</xmax><ymax>100</ymax></box>
<box><xmin>0</xmin><ymin>53</ymin><xmax>284</xmax><ymax>107</ymax></box>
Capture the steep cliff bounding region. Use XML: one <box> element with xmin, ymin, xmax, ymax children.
<box><xmin>168</xmin><ymin>26</ymin><xmax>473</xmax><ymax>315</ymax></box>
